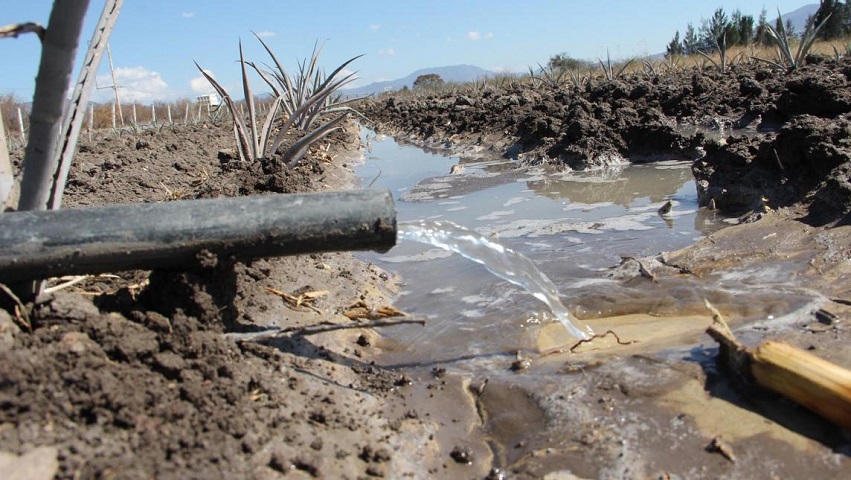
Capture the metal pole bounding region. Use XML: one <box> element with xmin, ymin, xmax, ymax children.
<box><xmin>0</xmin><ymin>189</ymin><xmax>396</xmax><ymax>283</ymax></box>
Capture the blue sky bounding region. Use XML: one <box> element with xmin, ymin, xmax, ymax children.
<box><xmin>1</xmin><ymin>1</ymin><xmax>811</xmax><ymax>103</ymax></box>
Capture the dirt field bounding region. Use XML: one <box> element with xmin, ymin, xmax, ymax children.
<box><xmin>3</xmin><ymin>57</ymin><xmax>851</xmax><ymax>479</ymax></box>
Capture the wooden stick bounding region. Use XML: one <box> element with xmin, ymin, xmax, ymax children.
<box><xmin>751</xmin><ymin>341</ymin><xmax>851</xmax><ymax>431</ymax></box>
<box><xmin>705</xmin><ymin>301</ymin><xmax>851</xmax><ymax>431</ymax></box>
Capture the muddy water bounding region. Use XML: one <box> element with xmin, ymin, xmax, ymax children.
<box><xmin>355</xmin><ymin>132</ymin><xmax>820</xmax><ymax>370</ymax></box>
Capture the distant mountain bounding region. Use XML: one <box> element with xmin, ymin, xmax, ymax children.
<box><xmin>344</xmin><ymin>4</ymin><xmax>819</xmax><ymax>99</ymax></box>
<box><xmin>774</xmin><ymin>3</ymin><xmax>819</xmax><ymax>33</ymax></box>
<box><xmin>342</xmin><ymin>64</ymin><xmax>496</xmax><ymax>97</ymax></box>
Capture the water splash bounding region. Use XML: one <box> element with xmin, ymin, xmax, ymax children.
<box><xmin>398</xmin><ymin>219</ymin><xmax>593</xmax><ymax>340</ymax></box>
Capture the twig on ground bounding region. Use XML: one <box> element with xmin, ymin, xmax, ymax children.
<box><xmin>0</xmin><ymin>282</ymin><xmax>32</xmax><ymax>332</ymax></box>
<box><xmin>44</xmin><ymin>275</ymin><xmax>92</xmax><ymax>293</ymax></box>
<box><xmin>278</xmin><ymin>317</ymin><xmax>426</xmax><ymax>336</ymax></box>
<box><xmin>43</xmin><ymin>274</ymin><xmax>124</xmax><ymax>294</ymax></box>
<box><xmin>568</xmin><ymin>329</ymin><xmax>637</xmax><ymax>353</ymax></box>
<box><xmin>704</xmin><ymin>299</ymin><xmax>734</xmax><ymax>338</ymax></box>
<box><xmin>367</xmin><ymin>168</ymin><xmax>382</xmax><ymax>188</ymax></box>
<box><xmin>540</xmin><ymin>329</ymin><xmax>637</xmax><ymax>357</ymax></box>
<box><xmin>228</xmin><ymin>317</ymin><xmax>426</xmax><ymax>341</ymax></box>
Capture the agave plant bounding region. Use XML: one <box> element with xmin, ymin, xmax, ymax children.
<box><xmin>598</xmin><ymin>50</ymin><xmax>634</xmax><ymax>81</ymax></box>
<box><xmin>195</xmin><ymin>41</ymin><xmax>283</xmax><ymax>163</ymax></box>
<box><xmin>249</xmin><ymin>34</ymin><xmax>364</xmax><ymax>126</ymax></box>
<box><xmin>641</xmin><ymin>60</ymin><xmax>659</xmax><ymax>76</ymax></box>
<box><xmin>245</xmin><ymin>35</ymin><xmax>368</xmax><ymax>166</ymax></box>
<box><xmin>697</xmin><ymin>31</ymin><xmax>728</xmax><ymax>72</ymax></box>
<box><xmin>530</xmin><ymin>63</ymin><xmax>568</xmax><ymax>87</ymax></box>
<box><xmin>196</xmin><ymin>37</ymin><xmax>364</xmax><ymax>167</ymax></box>
<box><xmin>756</xmin><ymin>10</ymin><xmax>831</xmax><ymax>70</ymax></box>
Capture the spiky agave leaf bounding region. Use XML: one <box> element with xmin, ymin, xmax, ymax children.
<box><xmin>254</xmin><ymin>32</ymin><xmax>363</xmax><ymax>131</ymax></box>
<box><xmin>194</xmin><ymin>60</ymin><xmax>252</xmax><ymax>162</ymax></box>
<box><xmin>321</xmin><ymin>105</ymin><xmax>373</xmax><ymax>126</ymax></box>
<box><xmin>252</xmin><ymin>32</ymin><xmax>298</xmax><ymax>115</ymax></box>
<box><xmin>258</xmin><ymin>95</ymin><xmax>284</xmax><ymax>159</ymax></box>
<box><xmin>298</xmin><ymin>68</ymin><xmax>361</xmax><ymax>128</ymax></box>
<box><xmin>282</xmin><ymin>113</ymin><xmax>349</xmax><ymax>168</ymax></box>
<box><xmin>246</xmin><ymin>61</ymin><xmax>283</xmax><ymax>98</ymax></box>
<box><xmin>757</xmin><ymin>10</ymin><xmax>831</xmax><ymax>69</ymax></box>
<box><xmin>615</xmin><ymin>57</ymin><xmax>636</xmax><ymax>77</ymax></box>
<box><xmin>268</xmin><ymin>70</ymin><xmax>360</xmax><ymax>156</ymax></box>
<box><xmin>238</xmin><ymin>40</ymin><xmax>260</xmax><ymax>159</ymax></box>
<box><xmin>795</xmin><ymin>12</ymin><xmax>830</xmax><ymax>65</ymax></box>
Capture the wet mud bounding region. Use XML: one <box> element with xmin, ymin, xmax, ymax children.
<box><xmin>360</xmin><ymin>58</ymin><xmax>851</xmax><ymax>478</ymax></box>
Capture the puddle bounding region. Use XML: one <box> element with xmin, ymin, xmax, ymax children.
<box><xmin>354</xmin><ymin>131</ymin><xmax>820</xmax><ymax>371</ymax></box>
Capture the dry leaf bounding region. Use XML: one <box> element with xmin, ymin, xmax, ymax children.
<box><xmin>266</xmin><ymin>287</ymin><xmax>326</xmax><ymax>314</ymax></box>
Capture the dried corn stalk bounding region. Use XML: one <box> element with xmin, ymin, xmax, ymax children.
<box><xmin>706</xmin><ymin>301</ymin><xmax>851</xmax><ymax>431</ymax></box>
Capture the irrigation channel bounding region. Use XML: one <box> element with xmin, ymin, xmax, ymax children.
<box><xmin>354</xmin><ymin>130</ymin><xmax>823</xmax><ymax>372</ymax></box>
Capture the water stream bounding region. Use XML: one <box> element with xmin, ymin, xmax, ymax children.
<box><xmin>398</xmin><ymin>219</ymin><xmax>592</xmax><ymax>340</ymax></box>
<box><xmin>355</xmin><ymin>131</ymin><xmax>819</xmax><ymax>366</ymax></box>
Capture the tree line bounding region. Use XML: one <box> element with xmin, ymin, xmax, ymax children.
<box><xmin>665</xmin><ymin>1</ymin><xmax>851</xmax><ymax>58</ymax></box>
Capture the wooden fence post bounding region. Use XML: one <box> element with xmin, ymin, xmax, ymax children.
<box><xmin>17</xmin><ymin>107</ymin><xmax>25</xmax><ymax>139</ymax></box>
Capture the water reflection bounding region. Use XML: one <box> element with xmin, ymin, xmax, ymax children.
<box><xmin>526</xmin><ymin>161</ymin><xmax>693</xmax><ymax>206</ymax></box>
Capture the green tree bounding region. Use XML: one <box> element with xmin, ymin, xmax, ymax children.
<box><xmin>413</xmin><ymin>73</ymin><xmax>444</xmax><ymax>89</ymax></box>
<box><xmin>699</xmin><ymin>8</ymin><xmax>730</xmax><ymax>50</ymax></box>
<box><xmin>784</xmin><ymin>17</ymin><xmax>797</xmax><ymax>38</ymax></box>
<box><xmin>755</xmin><ymin>7</ymin><xmax>772</xmax><ymax>46</ymax></box>
<box><xmin>844</xmin><ymin>2</ymin><xmax>851</xmax><ymax>34</ymax></box>
<box><xmin>547</xmin><ymin>53</ymin><xmax>593</xmax><ymax>71</ymax></box>
<box><xmin>814</xmin><ymin>0</ymin><xmax>847</xmax><ymax>39</ymax></box>
<box><xmin>666</xmin><ymin>30</ymin><xmax>684</xmax><ymax>57</ymax></box>
<box><xmin>726</xmin><ymin>10</ymin><xmax>743</xmax><ymax>46</ymax></box>
<box><xmin>683</xmin><ymin>23</ymin><xmax>700</xmax><ymax>54</ymax></box>
<box><xmin>733</xmin><ymin>10</ymin><xmax>755</xmax><ymax>45</ymax></box>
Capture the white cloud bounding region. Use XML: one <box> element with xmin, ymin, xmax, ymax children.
<box><xmin>378</xmin><ymin>48</ymin><xmax>396</xmax><ymax>56</ymax></box>
<box><xmin>255</xmin><ymin>30</ymin><xmax>276</xmax><ymax>38</ymax></box>
<box><xmin>95</xmin><ymin>66</ymin><xmax>170</xmax><ymax>103</ymax></box>
<box><xmin>467</xmin><ymin>31</ymin><xmax>493</xmax><ymax>41</ymax></box>
<box><xmin>190</xmin><ymin>70</ymin><xmax>216</xmax><ymax>95</ymax></box>
<box><xmin>368</xmin><ymin>24</ymin><xmax>380</xmax><ymax>31</ymax></box>
<box><xmin>181</xmin><ymin>11</ymin><xmax>195</xmax><ymax>18</ymax></box>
